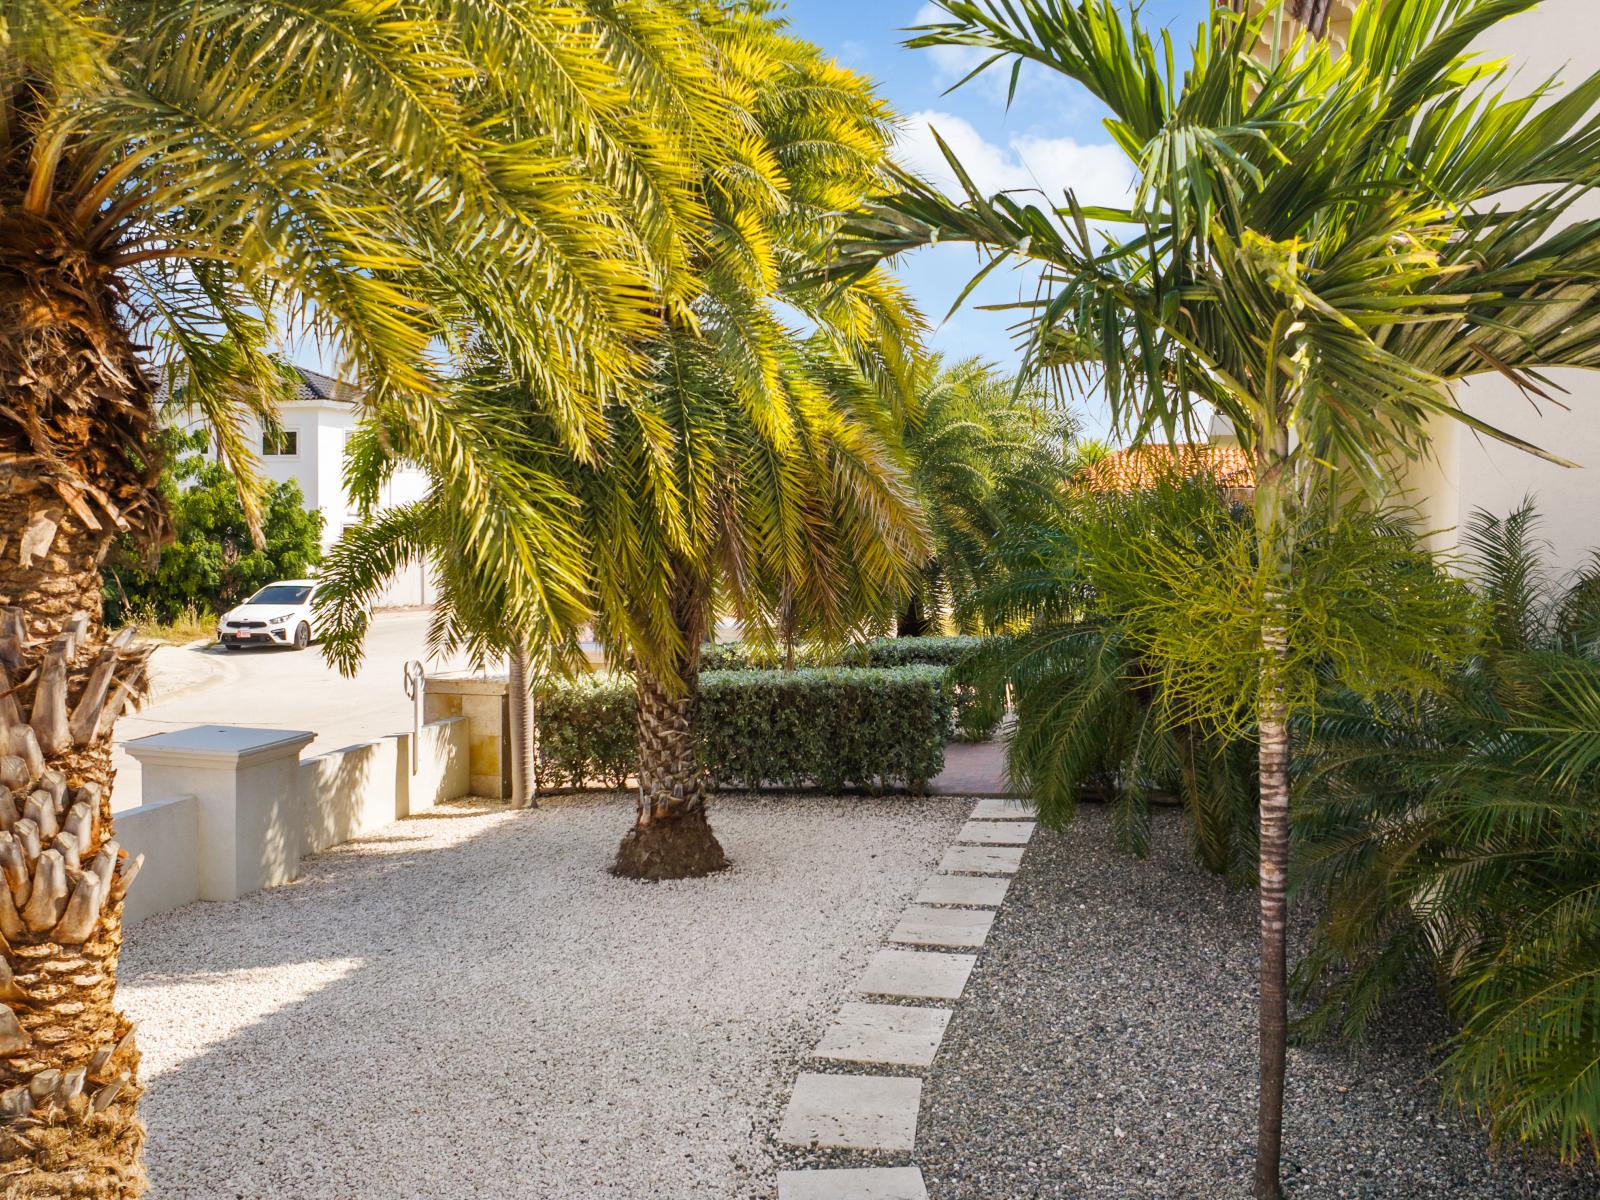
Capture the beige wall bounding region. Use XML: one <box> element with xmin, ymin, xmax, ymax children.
<box><xmin>118</xmin><ymin>716</ymin><xmax>470</xmax><ymax>925</ymax></box>
<box><xmin>1393</xmin><ymin>0</ymin><xmax>1600</xmax><ymax>574</ymax></box>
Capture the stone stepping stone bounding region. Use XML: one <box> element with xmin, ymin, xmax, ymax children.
<box><xmin>970</xmin><ymin>797</ymin><xmax>1032</xmax><ymax>820</ymax></box>
<box><xmin>777</xmin><ymin>1167</ymin><xmax>929</xmax><ymax>1200</ymax></box>
<box><xmin>816</xmin><ymin>1002</ymin><xmax>952</xmax><ymax>1067</ymax></box>
<box><xmin>939</xmin><ymin>844</ymin><xmax>1025</xmax><ymax>875</ymax></box>
<box><xmin>956</xmin><ymin>819</ymin><xmax>1035</xmax><ymax>845</ymax></box>
<box><xmin>915</xmin><ymin>872</ymin><xmax>1011</xmax><ymax>907</ymax></box>
<box><xmin>779</xmin><ymin>1072</ymin><xmax>921</xmax><ymax>1151</ymax></box>
<box><xmin>854</xmin><ymin>948</ymin><xmax>976</xmax><ymax>1000</ymax></box>
<box><xmin>890</xmin><ymin>904</ymin><xmax>994</xmax><ymax>948</ymax></box>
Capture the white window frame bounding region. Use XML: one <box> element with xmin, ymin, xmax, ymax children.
<box><xmin>262</xmin><ymin>425</ymin><xmax>302</xmax><ymax>459</ymax></box>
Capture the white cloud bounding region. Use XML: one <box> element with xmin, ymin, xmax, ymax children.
<box><xmin>910</xmin><ymin>3</ymin><xmax>1079</xmax><ymax>109</ymax></box>
<box><xmin>896</xmin><ymin>110</ymin><xmax>1134</xmax><ymax>209</ymax></box>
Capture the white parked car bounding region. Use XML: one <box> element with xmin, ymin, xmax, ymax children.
<box><xmin>216</xmin><ymin>580</ymin><xmax>320</xmax><ymax>651</ymax></box>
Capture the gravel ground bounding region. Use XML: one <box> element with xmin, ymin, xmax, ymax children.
<box><xmin>915</xmin><ymin>806</ymin><xmax>1600</xmax><ymax>1199</ymax></box>
<box><xmin>118</xmin><ymin>792</ymin><xmax>969</xmax><ymax>1200</ymax></box>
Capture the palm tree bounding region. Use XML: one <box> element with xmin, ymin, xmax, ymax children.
<box><xmin>0</xmin><ymin>1</ymin><xmax>725</xmax><ymax>1190</ymax></box>
<box><xmin>311</xmin><ymin>6</ymin><xmax>928</xmax><ymax>880</ymax></box>
<box><xmin>899</xmin><ymin>355</ymin><xmax>1072</xmax><ymax>636</ymax></box>
<box><xmin>598</xmin><ymin>11</ymin><xmax>928</xmax><ymax>880</ymax></box>
<box><xmin>1296</xmin><ymin>502</ymin><xmax>1600</xmax><ymax>1161</ymax></box>
<box><xmin>826</xmin><ymin>1</ymin><xmax>1600</xmax><ymax>1194</ymax></box>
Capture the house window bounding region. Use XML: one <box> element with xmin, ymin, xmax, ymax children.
<box><xmin>263</xmin><ymin>428</ymin><xmax>299</xmax><ymax>456</ymax></box>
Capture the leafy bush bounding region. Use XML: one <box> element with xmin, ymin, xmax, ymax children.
<box><xmin>103</xmin><ymin>429</ymin><xmax>323</xmax><ymax>624</ymax></box>
<box><xmin>843</xmin><ymin>636</ymin><xmax>986</xmax><ymax>668</ymax></box>
<box><xmin>1295</xmin><ymin>504</ymin><xmax>1600</xmax><ymax>1161</ymax></box>
<box><xmin>699</xmin><ymin>667</ymin><xmax>949</xmax><ymax>792</ymax></box>
<box><xmin>533</xmin><ymin>674</ymin><xmax>635</xmax><ymax>791</ymax></box>
<box><xmin>534</xmin><ymin>666</ymin><xmax>951</xmax><ymax>793</ymax></box>
<box><xmin>696</xmin><ymin>636</ymin><xmax>1001</xmax><ymax>740</ymax></box>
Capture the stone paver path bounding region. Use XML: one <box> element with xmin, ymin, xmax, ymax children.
<box><xmin>777</xmin><ymin>1167</ymin><xmax>929</xmax><ymax>1200</ymax></box>
<box><xmin>781</xmin><ymin>1074</ymin><xmax>922</xmax><ymax>1151</ymax></box>
<box><xmin>816</xmin><ymin>1003</ymin><xmax>952</xmax><ymax>1067</ymax></box>
<box><xmin>776</xmin><ymin>795</ymin><xmax>1038</xmax><ymax>1197</ymax></box>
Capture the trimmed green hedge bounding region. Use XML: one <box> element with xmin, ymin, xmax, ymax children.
<box><xmin>696</xmin><ymin>636</ymin><xmax>1001</xmax><ymax>741</ymax></box>
<box><xmin>844</xmin><ymin>636</ymin><xmax>987</xmax><ymax>668</ymax></box>
<box><xmin>534</xmin><ymin>666</ymin><xmax>951</xmax><ymax>794</ymax></box>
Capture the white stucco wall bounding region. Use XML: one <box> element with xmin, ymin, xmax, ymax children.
<box><xmin>1393</xmin><ymin>0</ymin><xmax>1600</xmax><ymax>574</ymax></box>
<box><xmin>171</xmin><ymin>394</ymin><xmax>434</xmax><ymax>604</ymax></box>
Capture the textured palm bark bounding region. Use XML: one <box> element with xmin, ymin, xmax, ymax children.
<box><xmin>0</xmin><ymin>210</ymin><xmax>164</xmax><ymax>1195</ymax></box>
<box><xmin>507</xmin><ymin>645</ymin><xmax>538</xmax><ymax>810</ymax></box>
<box><xmin>1254</xmin><ymin>621</ymin><xmax>1290</xmax><ymax>1200</ymax></box>
<box><xmin>612</xmin><ymin>574</ymin><xmax>727</xmax><ymax>881</ymax></box>
<box><xmin>1252</xmin><ymin>434</ymin><xmax>1292</xmax><ymax>1200</ymax></box>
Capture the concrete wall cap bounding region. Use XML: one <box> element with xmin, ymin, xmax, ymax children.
<box><xmin>125</xmin><ymin>725</ymin><xmax>316</xmax><ymax>768</ymax></box>
<box><xmin>422</xmin><ymin>672</ymin><xmax>509</xmax><ymax>695</ymax></box>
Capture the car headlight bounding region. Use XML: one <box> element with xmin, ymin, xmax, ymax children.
<box><xmin>268</xmin><ymin>613</ymin><xmax>292</xmax><ymax>626</ymax></box>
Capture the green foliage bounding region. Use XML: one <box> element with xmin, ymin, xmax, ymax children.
<box><xmin>1077</xmin><ymin>484</ymin><xmax>1480</xmax><ymax>735</ymax></box>
<box><xmin>1295</xmin><ymin>503</ymin><xmax>1600</xmax><ymax>1163</ymax></box>
<box><xmin>533</xmin><ymin>667</ymin><xmax>952</xmax><ymax>794</ymax></box>
<box><xmin>696</xmin><ymin>636</ymin><xmax>1001</xmax><ymax>739</ymax></box>
<box><xmin>959</xmin><ymin>481</ymin><xmax>1471</xmax><ymax>877</ymax></box>
<box><xmin>901</xmin><ymin>356</ymin><xmax>1075</xmax><ymax>633</ymax></box>
<box><xmin>534</xmin><ymin>675</ymin><xmax>637</xmax><ymax>792</ymax></box>
<box><xmin>103</xmin><ymin>431</ymin><xmax>322</xmax><ymax>625</ymax></box>
<box><xmin>846</xmin><ymin>636</ymin><xmax>987</xmax><ymax>668</ymax></box>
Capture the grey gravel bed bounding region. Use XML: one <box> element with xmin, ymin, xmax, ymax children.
<box><xmin>117</xmin><ymin>792</ymin><xmax>969</xmax><ymax>1200</ymax></box>
<box><xmin>914</xmin><ymin>806</ymin><xmax>1600</xmax><ymax>1199</ymax></box>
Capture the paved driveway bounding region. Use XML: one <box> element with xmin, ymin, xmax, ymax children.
<box><xmin>112</xmin><ymin>609</ymin><xmax>483</xmax><ymax>809</ymax></box>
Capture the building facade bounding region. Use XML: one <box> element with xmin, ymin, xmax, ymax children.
<box><xmin>172</xmin><ymin>365</ymin><xmax>434</xmax><ymax>608</ymax></box>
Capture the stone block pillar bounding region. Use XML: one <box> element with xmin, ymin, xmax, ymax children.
<box><xmin>422</xmin><ymin>673</ymin><xmax>510</xmax><ymax>799</ymax></box>
<box><xmin>125</xmin><ymin>726</ymin><xmax>315</xmax><ymax>901</ymax></box>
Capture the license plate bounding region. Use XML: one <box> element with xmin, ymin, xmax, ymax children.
<box><xmin>232</xmin><ymin>632</ymin><xmax>249</xmax><ymax>639</ymax></box>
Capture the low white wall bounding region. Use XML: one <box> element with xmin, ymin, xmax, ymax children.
<box><xmin>117</xmin><ymin>716</ymin><xmax>470</xmax><ymax>925</ymax></box>
<box><xmin>397</xmin><ymin>718</ymin><xmax>470</xmax><ymax>817</ymax></box>
<box><xmin>114</xmin><ymin>794</ymin><xmax>201</xmax><ymax>924</ymax></box>
<box><xmin>299</xmin><ymin>736</ymin><xmax>402</xmax><ymax>855</ymax></box>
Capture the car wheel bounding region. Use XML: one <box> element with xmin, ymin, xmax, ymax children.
<box><xmin>293</xmin><ymin>622</ymin><xmax>311</xmax><ymax>650</ymax></box>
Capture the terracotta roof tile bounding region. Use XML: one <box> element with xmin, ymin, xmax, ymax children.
<box><xmin>1075</xmin><ymin>444</ymin><xmax>1255</xmax><ymax>494</ymax></box>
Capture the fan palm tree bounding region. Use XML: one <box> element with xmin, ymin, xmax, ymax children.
<box><xmin>0</xmin><ymin>1</ymin><xmax>728</xmax><ymax>1191</ymax></box>
<box><xmin>825</xmin><ymin>1</ymin><xmax>1600</xmax><ymax>1193</ymax></box>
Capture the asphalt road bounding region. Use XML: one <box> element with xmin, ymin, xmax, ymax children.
<box><xmin>111</xmin><ymin>609</ymin><xmax>485</xmax><ymax>810</ymax></box>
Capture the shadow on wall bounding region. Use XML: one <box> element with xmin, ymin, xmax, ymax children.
<box><xmin>114</xmin><ymin>717</ymin><xmax>469</xmax><ymax>924</ymax></box>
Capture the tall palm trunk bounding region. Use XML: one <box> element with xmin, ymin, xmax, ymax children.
<box><xmin>507</xmin><ymin>643</ymin><xmax>539</xmax><ymax>809</ymax></box>
<box><xmin>612</xmin><ymin>570</ymin><xmax>727</xmax><ymax>880</ymax></box>
<box><xmin>0</xmin><ymin>231</ymin><xmax>165</xmax><ymax>1196</ymax></box>
<box><xmin>1252</xmin><ymin>430</ymin><xmax>1293</xmax><ymax>1200</ymax></box>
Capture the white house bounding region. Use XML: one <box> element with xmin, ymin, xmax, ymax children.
<box><xmin>172</xmin><ymin>364</ymin><xmax>434</xmax><ymax>608</ymax></box>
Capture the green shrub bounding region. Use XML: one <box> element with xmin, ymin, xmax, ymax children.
<box><xmin>698</xmin><ymin>667</ymin><xmax>949</xmax><ymax>792</ymax></box>
<box><xmin>844</xmin><ymin>635</ymin><xmax>987</xmax><ymax>668</ymax></box>
<box><xmin>533</xmin><ymin>674</ymin><xmax>635</xmax><ymax>791</ymax></box>
<box><xmin>534</xmin><ymin>666</ymin><xmax>951</xmax><ymax>793</ymax></box>
<box><xmin>696</xmin><ymin>636</ymin><xmax>1002</xmax><ymax>741</ymax></box>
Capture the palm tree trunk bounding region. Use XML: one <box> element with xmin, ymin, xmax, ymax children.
<box><xmin>612</xmin><ymin>571</ymin><xmax>727</xmax><ymax>881</ymax></box>
<box><xmin>0</xmin><ymin>248</ymin><xmax>165</xmax><ymax>1194</ymax></box>
<box><xmin>1252</xmin><ymin>432</ymin><xmax>1293</xmax><ymax>1200</ymax></box>
<box><xmin>507</xmin><ymin>643</ymin><xmax>539</xmax><ymax>809</ymax></box>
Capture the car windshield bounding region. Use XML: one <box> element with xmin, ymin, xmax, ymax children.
<box><xmin>246</xmin><ymin>585</ymin><xmax>311</xmax><ymax>606</ymax></box>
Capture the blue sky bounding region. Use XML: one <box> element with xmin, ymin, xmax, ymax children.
<box><xmin>783</xmin><ymin>0</ymin><xmax>1206</xmax><ymax>434</ymax></box>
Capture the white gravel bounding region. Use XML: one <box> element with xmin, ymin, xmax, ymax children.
<box><xmin>118</xmin><ymin>793</ymin><xmax>969</xmax><ymax>1200</ymax></box>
